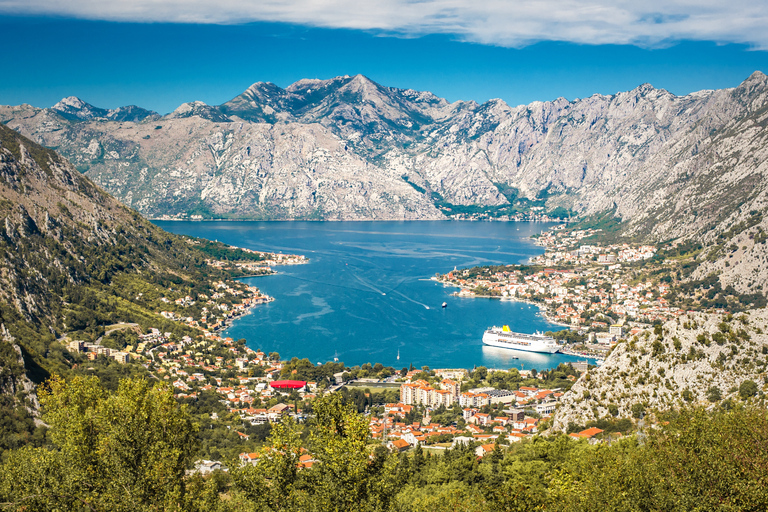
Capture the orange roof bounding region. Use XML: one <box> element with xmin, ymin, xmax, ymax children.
<box><xmin>479</xmin><ymin>443</ymin><xmax>496</xmax><ymax>453</ymax></box>
<box><xmin>569</xmin><ymin>427</ymin><xmax>604</xmax><ymax>439</ymax></box>
<box><xmin>392</xmin><ymin>439</ymin><xmax>410</xmax><ymax>449</ymax></box>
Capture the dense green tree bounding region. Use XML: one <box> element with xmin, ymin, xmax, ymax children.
<box><xmin>229</xmin><ymin>419</ymin><xmax>304</xmax><ymax>511</ymax></box>
<box><xmin>304</xmin><ymin>393</ymin><xmax>402</xmax><ymax>511</ymax></box>
<box><xmin>0</xmin><ymin>376</ymin><xmax>199</xmax><ymax>511</ymax></box>
<box><xmin>549</xmin><ymin>407</ymin><xmax>768</xmax><ymax>511</ymax></box>
<box><xmin>472</xmin><ymin>366</ymin><xmax>488</xmax><ymax>381</ymax></box>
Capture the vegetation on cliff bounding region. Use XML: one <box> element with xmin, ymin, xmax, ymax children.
<box><xmin>0</xmin><ymin>124</ymin><xmax>260</xmax><ymax>451</ymax></box>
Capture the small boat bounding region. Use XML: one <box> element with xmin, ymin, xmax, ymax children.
<box><xmin>442</xmin><ymin>302</ymin><xmax>447</xmax><ymax>308</ymax></box>
<box><xmin>397</xmin><ymin>350</ymin><xmax>400</xmax><ymax>361</ymax></box>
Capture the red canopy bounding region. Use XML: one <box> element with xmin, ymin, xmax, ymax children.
<box><xmin>269</xmin><ymin>380</ymin><xmax>306</xmax><ymax>389</ymax></box>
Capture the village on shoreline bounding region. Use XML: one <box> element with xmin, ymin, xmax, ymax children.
<box><xmin>62</xmin><ymin>222</ymin><xmax>744</xmax><ymax>469</ymax></box>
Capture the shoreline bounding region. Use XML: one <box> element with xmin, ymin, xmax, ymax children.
<box><xmin>213</xmin><ymin>228</ymin><xmax>584</xmax><ymax>371</ymax></box>
<box><xmin>237</xmin><ymin>271</ymin><xmax>278</xmax><ymax>278</ymax></box>
<box><xmin>151</xmin><ymin>218</ymin><xmax>570</xmax><ymax>224</ymax></box>
<box><xmin>435</xmin><ymin>277</ymin><xmax>571</xmax><ymax>330</ymax></box>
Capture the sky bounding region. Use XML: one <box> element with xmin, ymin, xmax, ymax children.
<box><xmin>1</xmin><ymin>1</ymin><xmax>768</xmax><ymax>114</ymax></box>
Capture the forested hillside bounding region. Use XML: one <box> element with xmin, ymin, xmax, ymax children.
<box><xmin>0</xmin><ymin>123</ymin><xmax>254</xmax><ymax>449</ymax></box>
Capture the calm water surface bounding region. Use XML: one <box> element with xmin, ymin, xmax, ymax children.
<box><xmin>155</xmin><ymin>221</ymin><xmax>593</xmax><ymax>371</ymax></box>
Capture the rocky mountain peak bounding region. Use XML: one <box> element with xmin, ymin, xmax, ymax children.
<box><xmin>286</xmin><ymin>75</ymin><xmax>350</xmax><ymax>94</ymax></box>
<box><xmin>167</xmin><ymin>101</ymin><xmax>231</xmax><ymax>122</ymax></box>
<box><xmin>345</xmin><ymin>74</ymin><xmax>376</xmax><ymax>90</ymax></box>
<box><xmin>734</xmin><ymin>70</ymin><xmax>768</xmax><ymax>97</ymax></box>
<box><xmin>743</xmin><ymin>70</ymin><xmax>768</xmax><ymax>85</ymax></box>
<box><xmin>53</xmin><ymin>96</ymin><xmax>88</xmax><ymax>110</ymax></box>
<box><xmin>51</xmin><ymin>97</ymin><xmax>158</xmax><ymax>123</ymax></box>
<box><xmin>105</xmin><ymin>105</ymin><xmax>159</xmax><ymax>122</ymax></box>
<box><xmin>51</xmin><ymin>96</ymin><xmax>109</xmax><ymax>120</ymax></box>
<box><xmin>634</xmin><ymin>82</ymin><xmax>655</xmax><ymax>94</ymax></box>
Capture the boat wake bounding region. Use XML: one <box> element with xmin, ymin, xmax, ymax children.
<box><xmin>389</xmin><ymin>288</ymin><xmax>431</xmax><ymax>310</ymax></box>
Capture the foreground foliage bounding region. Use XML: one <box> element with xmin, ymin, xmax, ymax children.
<box><xmin>0</xmin><ymin>376</ymin><xmax>199</xmax><ymax>511</ymax></box>
<box><xmin>2</xmin><ymin>377</ymin><xmax>767</xmax><ymax>511</ymax></box>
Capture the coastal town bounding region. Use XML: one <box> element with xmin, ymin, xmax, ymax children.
<box><xmin>61</xmin><ymin>226</ymin><xmax>715</xmax><ymax>469</ymax></box>
<box><xmin>435</xmin><ymin>226</ymin><xmax>695</xmax><ymax>355</ymax></box>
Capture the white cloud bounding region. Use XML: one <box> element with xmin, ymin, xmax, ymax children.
<box><xmin>3</xmin><ymin>0</ymin><xmax>768</xmax><ymax>49</ymax></box>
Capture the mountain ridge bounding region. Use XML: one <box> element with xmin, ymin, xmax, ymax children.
<box><xmin>3</xmin><ymin>73</ymin><xmax>768</xmax><ymax>294</ymax></box>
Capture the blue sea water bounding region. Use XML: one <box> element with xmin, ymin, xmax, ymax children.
<box><xmin>154</xmin><ymin>221</ymin><xmax>593</xmax><ymax>371</ymax></box>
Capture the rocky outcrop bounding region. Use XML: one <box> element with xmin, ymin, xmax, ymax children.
<box><xmin>0</xmin><ymin>324</ymin><xmax>40</xmax><ymax>416</ymax></box>
<box><xmin>551</xmin><ymin>310</ymin><xmax>768</xmax><ymax>431</ymax></box>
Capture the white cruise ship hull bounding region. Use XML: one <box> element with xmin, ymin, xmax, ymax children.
<box><xmin>482</xmin><ymin>328</ymin><xmax>560</xmax><ymax>354</ymax></box>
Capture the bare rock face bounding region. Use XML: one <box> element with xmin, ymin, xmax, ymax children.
<box><xmin>2</xmin><ymin>72</ymin><xmax>768</xmax><ymax>234</ymax></box>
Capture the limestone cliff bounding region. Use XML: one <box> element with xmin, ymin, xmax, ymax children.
<box><xmin>2</xmin><ymin>72</ymin><xmax>764</xmax><ymax>226</ymax></box>
<box><xmin>551</xmin><ymin>310</ymin><xmax>768</xmax><ymax>431</ymax></box>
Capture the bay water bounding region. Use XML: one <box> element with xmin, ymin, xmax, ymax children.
<box><xmin>155</xmin><ymin>221</ymin><xmax>592</xmax><ymax>371</ymax></box>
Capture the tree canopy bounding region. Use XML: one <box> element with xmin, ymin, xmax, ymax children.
<box><xmin>2</xmin><ymin>376</ymin><xmax>768</xmax><ymax>511</ymax></box>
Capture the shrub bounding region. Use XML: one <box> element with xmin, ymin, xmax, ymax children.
<box><xmin>739</xmin><ymin>380</ymin><xmax>758</xmax><ymax>400</ymax></box>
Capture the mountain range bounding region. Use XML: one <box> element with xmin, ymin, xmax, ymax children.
<box><xmin>3</xmin><ymin>72</ymin><xmax>768</xmax><ymax>294</ymax></box>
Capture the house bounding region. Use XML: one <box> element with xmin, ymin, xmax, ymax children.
<box><xmin>469</xmin><ymin>413</ymin><xmax>491</xmax><ymax>426</ymax></box>
<box><xmin>473</xmin><ymin>434</ymin><xmax>498</xmax><ymax>443</ymax></box>
<box><xmin>475</xmin><ymin>443</ymin><xmax>497</xmax><ymax>458</ymax></box>
<box><xmin>402</xmin><ymin>431</ymin><xmax>420</xmax><ymax>446</ymax></box>
<box><xmin>466</xmin><ymin>424</ymin><xmax>483</xmax><ymax>435</ymax></box>
<box><xmin>508</xmin><ymin>432</ymin><xmax>527</xmax><ymax>443</ymax></box>
<box><xmin>267</xmin><ymin>403</ymin><xmax>291</xmax><ymax>421</ymax></box>
<box><xmin>494</xmin><ymin>416</ymin><xmax>510</xmax><ymax>427</ymax></box>
<box><xmin>522</xmin><ymin>417</ymin><xmax>539</xmax><ymax>433</ymax></box>
<box><xmin>389</xmin><ymin>439</ymin><xmax>410</xmax><ymax>452</ymax></box>
<box><xmin>299</xmin><ymin>454</ymin><xmax>316</xmax><ymax>469</ymax></box>
<box><xmin>451</xmin><ymin>436</ymin><xmax>474</xmax><ymax>448</ymax></box>
<box><xmin>536</xmin><ymin>401</ymin><xmax>558</xmax><ymax>415</ymax></box>
<box><xmin>571</xmin><ymin>361</ymin><xmax>589</xmax><ymax>372</ymax></box>
<box><xmin>239</xmin><ymin>453</ymin><xmax>260</xmax><ymax>466</ymax></box>
<box><xmin>385</xmin><ymin>403</ymin><xmax>413</xmax><ymax>417</ymax></box>
<box><xmin>193</xmin><ymin>459</ymin><xmax>223</xmax><ymax>475</ymax></box>
<box><xmin>569</xmin><ymin>427</ymin><xmax>604</xmax><ymax>442</ymax></box>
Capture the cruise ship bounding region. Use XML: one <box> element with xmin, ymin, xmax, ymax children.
<box><xmin>482</xmin><ymin>326</ymin><xmax>560</xmax><ymax>354</ymax></box>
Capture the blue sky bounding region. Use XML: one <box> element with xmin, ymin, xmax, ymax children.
<box><xmin>2</xmin><ymin>1</ymin><xmax>768</xmax><ymax>114</ymax></box>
